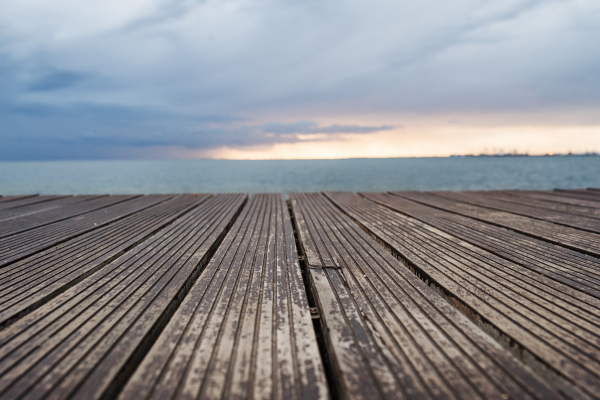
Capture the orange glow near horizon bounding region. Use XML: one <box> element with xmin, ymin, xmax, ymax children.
<box><xmin>178</xmin><ymin>124</ymin><xmax>600</xmax><ymax>160</ymax></box>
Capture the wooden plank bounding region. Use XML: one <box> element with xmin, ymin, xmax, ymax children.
<box><xmin>475</xmin><ymin>190</ymin><xmax>600</xmax><ymax>219</ymax></box>
<box><xmin>561</xmin><ymin>189</ymin><xmax>600</xmax><ymax>196</ymax></box>
<box><xmin>552</xmin><ymin>189</ymin><xmax>600</xmax><ymax>202</ymax></box>
<box><xmin>499</xmin><ymin>190</ymin><xmax>600</xmax><ymax>209</ymax></box>
<box><xmin>391</xmin><ymin>190</ymin><xmax>600</xmax><ymax>257</ymax></box>
<box><xmin>119</xmin><ymin>194</ymin><xmax>328</xmax><ymax>400</ymax></box>
<box><xmin>327</xmin><ymin>191</ymin><xmax>600</xmax><ymax>399</ymax></box>
<box><xmin>0</xmin><ymin>194</ymin><xmax>139</xmax><ymax>239</ymax></box>
<box><xmin>0</xmin><ymin>195</ymin><xmax>104</xmax><ymax>222</ymax></box>
<box><xmin>0</xmin><ymin>195</ymin><xmax>70</xmax><ymax>212</ymax></box>
<box><xmin>0</xmin><ymin>195</ymin><xmax>173</xmax><ymax>268</ymax></box>
<box><xmin>0</xmin><ymin>195</ymin><xmax>39</xmax><ymax>204</ymax></box>
<box><xmin>364</xmin><ymin>192</ymin><xmax>600</xmax><ymax>299</ymax></box>
<box><xmin>432</xmin><ymin>191</ymin><xmax>600</xmax><ymax>233</ymax></box>
<box><xmin>293</xmin><ymin>193</ymin><xmax>561</xmax><ymax>400</ymax></box>
<box><xmin>527</xmin><ymin>190</ymin><xmax>600</xmax><ymax>204</ymax></box>
<box><xmin>0</xmin><ymin>194</ymin><xmax>207</xmax><ymax>328</ymax></box>
<box><xmin>0</xmin><ymin>193</ymin><xmax>246</xmax><ymax>400</ymax></box>
<box><xmin>293</xmin><ymin>194</ymin><xmax>386</xmax><ymax>400</ymax></box>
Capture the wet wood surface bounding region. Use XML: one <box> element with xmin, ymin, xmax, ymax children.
<box><xmin>0</xmin><ymin>189</ymin><xmax>599</xmax><ymax>399</ymax></box>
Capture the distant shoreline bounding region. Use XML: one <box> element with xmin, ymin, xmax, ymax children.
<box><xmin>2</xmin><ymin>153</ymin><xmax>600</xmax><ymax>163</ymax></box>
<box><xmin>452</xmin><ymin>151</ymin><xmax>599</xmax><ymax>158</ymax></box>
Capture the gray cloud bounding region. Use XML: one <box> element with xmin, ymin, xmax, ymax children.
<box><xmin>0</xmin><ymin>96</ymin><xmax>394</xmax><ymax>159</ymax></box>
<box><xmin>0</xmin><ymin>0</ymin><xmax>599</xmax><ymax>159</ymax></box>
<box><xmin>259</xmin><ymin>121</ymin><xmax>394</xmax><ymax>135</ymax></box>
<box><xmin>26</xmin><ymin>70</ymin><xmax>89</xmax><ymax>92</ymax></box>
<box><xmin>120</xmin><ymin>0</ymin><xmax>203</xmax><ymax>33</ymax></box>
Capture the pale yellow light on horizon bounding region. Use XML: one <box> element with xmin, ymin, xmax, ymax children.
<box><xmin>189</xmin><ymin>125</ymin><xmax>600</xmax><ymax>160</ymax></box>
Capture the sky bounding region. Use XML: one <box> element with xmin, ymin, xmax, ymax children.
<box><xmin>1</xmin><ymin>0</ymin><xmax>599</xmax><ymax>160</ymax></box>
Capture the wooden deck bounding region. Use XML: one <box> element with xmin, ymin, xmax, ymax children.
<box><xmin>0</xmin><ymin>189</ymin><xmax>599</xmax><ymax>399</ymax></box>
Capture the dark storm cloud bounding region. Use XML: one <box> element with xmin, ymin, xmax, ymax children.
<box><xmin>0</xmin><ymin>94</ymin><xmax>393</xmax><ymax>159</ymax></box>
<box><xmin>0</xmin><ymin>0</ymin><xmax>599</xmax><ymax>159</ymax></box>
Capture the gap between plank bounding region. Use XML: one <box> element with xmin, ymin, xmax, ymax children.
<box><xmin>99</xmin><ymin>195</ymin><xmax>248</xmax><ymax>400</ymax></box>
<box><xmin>324</xmin><ymin>193</ymin><xmax>588</xmax><ymax>400</ymax></box>
<box><xmin>287</xmin><ymin>200</ymin><xmax>341</xmax><ymax>400</ymax></box>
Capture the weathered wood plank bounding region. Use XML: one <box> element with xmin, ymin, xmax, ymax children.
<box><xmin>0</xmin><ymin>195</ymin><xmax>39</xmax><ymax>204</ymax></box>
<box><xmin>328</xmin><ymin>191</ymin><xmax>600</xmax><ymax>399</ymax></box>
<box><xmin>476</xmin><ymin>190</ymin><xmax>600</xmax><ymax>218</ymax></box>
<box><xmin>363</xmin><ymin>192</ymin><xmax>600</xmax><ymax>299</ymax></box>
<box><xmin>488</xmin><ymin>190</ymin><xmax>600</xmax><ymax>209</ymax></box>
<box><xmin>433</xmin><ymin>191</ymin><xmax>600</xmax><ymax>233</ymax></box>
<box><xmin>293</xmin><ymin>193</ymin><xmax>560</xmax><ymax>400</ymax></box>
<box><xmin>391</xmin><ymin>190</ymin><xmax>600</xmax><ymax>257</ymax></box>
<box><xmin>2</xmin><ymin>188</ymin><xmax>599</xmax><ymax>400</ymax></box>
<box><xmin>0</xmin><ymin>194</ymin><xmax>139</xmax><ymax>238</ymax></box>
<box><xmin>0</xmin><ymin>195</ymin><xmax>70</xmax><ymax>212</ymax></box>
<box><xmin>0</xmin><ymin>195</ymin><xmax>103</xmax><ymax>221</ymax></box>
<box><xmin>119</xmin><ymin>194</ymin><xmax>328</xmax><ymax>400</ymax></box>
<box><xmin>0</xmin><ymin>194</ymin><xmax>207</xmax><ymax>328</ymax></box>
<box><xmin>0</xmin><ymin>193</ymin><xmax>246</xmax><ymax>400</ymax></box>
<box><xmin>552</xmin><ymin>189</ymin><xmax>600</xmax><ymax>202</ymax></box>
<box><xmin>0</xmin><ymin>195</ymin><xmax>173</xmax><ymax>267</ymax></box>
<box><xmin>294</xmin><ymin>194</ymin><xmax>387</xmax><ymax>400</ymax></box>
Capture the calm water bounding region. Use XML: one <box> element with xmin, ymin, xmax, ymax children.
<box><xmin>0</xmin><ymin>157</ymin><xmax>599</xmax><ymax>195</ymax></box>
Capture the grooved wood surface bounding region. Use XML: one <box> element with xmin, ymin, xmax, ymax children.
<box><xmin>328</xmin><ymin>191</ymin><xmax>600</xmax><ymax>399</ymax></box>
<box><xmin>120</xmin><ymin>194</ymin><xmax>328</xmax><ymax>400</ymax></box>
<box><xmin>1</xmin><ymin>189</ymin><xmax>599</xmax><ymax>399</ymax></box>
<box><xmin>291</xmin><ymin>192</ymin><xmax>559</xmax><ymax>400</ymax></box>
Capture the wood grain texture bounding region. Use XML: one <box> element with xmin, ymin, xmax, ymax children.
<box><xmin>0</xmin><ymin>195</ymin><xmax>102</xmax><ymax>222</ymax></box>
<box><xmin>119</xmin><ymin>194</ymin><xmax>328</xmax><ymax>400</ymax></box>
<box><xmin>433</xmin><ymin>191</ymin><xmax>600</xmax><ymax>233</ymax></box>
<box><xmin>292</xmin><ymin>192</ymin><xmax>560</xmax><ymax>400</ymax></box>
<box><xmin>328</xmin><ymin>191</ymin><xmax>600</xmax><ymax>399</ymax></box>
<box><xmin>0</xmin><ymin>194</ymin><xmax>207</xmax><ymax>328</ymax></box>
<box><xmin>474</xmin><ymin>190</ymin><xmax>600</xmax><ymax>216</ymax></box>
<box><xmin>0</xmin><ymin>194</ymin><xmax>246</xmax><ymax>400</ymax></box>
<box><xmin>513</xmin><ymin>190</ymin><xmax>600</xmax><ymax>208</ymax></box>
<box><xmin>0</xmin><ymin>195</ymin><xmax>39</xmax><ymax>204</ymax></box>
<box><xmin>392</xmin><ymin>190</ymin><xmax>600</xmax><ymax>257</ymax></box>
<box><xmin>1</xmin><ymin>189</ymin><xmax>598</xmax><ymax>400</ymax></box>
<box><xmin>0</xmin><ymin>195</ymin><xmax>173</xmax><ymax>267</ymax></box>
<box><xmin>0</xmin><ymin>195</ymin><xmax>71</xmax><ymax>213</ymax></box>
<box><xmin>363</xmin><ymin>192</ymin><xmax>600</xmax><ymax>299</ymax></box>
<box><xmin>0</xmin><ymin>194</ymin><xmax>139</xmax><ymax>239</ymax></box>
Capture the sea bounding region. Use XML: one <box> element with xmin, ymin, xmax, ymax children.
<box><xmin>0</xmin><ymin>156</ymin><xmax>599</xmax><ymax>195</ymax></box>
